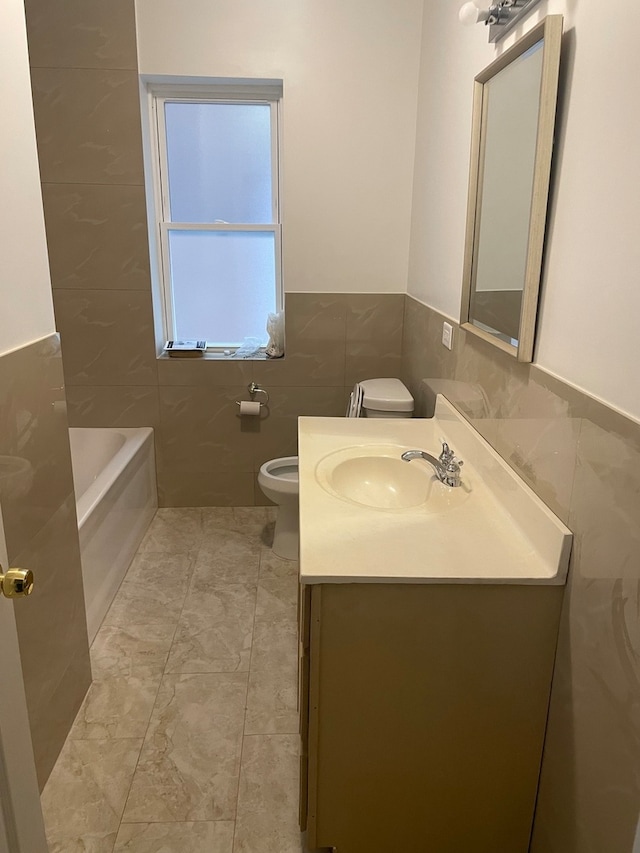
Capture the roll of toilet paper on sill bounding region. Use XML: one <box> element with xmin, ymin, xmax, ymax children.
<box><xmin>239</xmin><ymin>400</ymin><xmax>261</xmax><ymax>416</ymax></box>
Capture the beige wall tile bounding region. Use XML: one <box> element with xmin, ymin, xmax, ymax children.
<box><xmin>31</xmin><ymin>68</ymin><xmax>144</xmax><ymax>185</ymax></box>
<box><xmin>55</xmin><ymin>289</ymin><xmax>157</xmax><ymax>385</ymax></box>
<box><xmin>345</xmin><ymin>293</ymin><xmax>405</xmax><ymax>386</ymax></box>
<box><xmin>401</xmin><ymin>295</ymin><xmax>640</xmax><ymax>852</ymax></box>
<box><xmin>25</xmin><ymin>0</ymin><xmax>137</xmax><ymax>70</ymax></box>
<box><xmin>252</xmin><ymin>385</ymin><xmax>346</xmax><ymax>471</ymax></box>
<box><xmin>158</xmin><ymin>384</ymin><xmax>344</xmax><ymax>479</ymax></box>
<box><xmin>254</xmin><ymin>474</ymin><xmax>276</xmax><ymax>506</ymax></box>
<box><xmin>157</xmin><ymin>468</ymin><xmax>256</xmax><ymax>507</ymax></box>
<box><xmin>158</xmin><ymin>386</ymin><xmax>255</xmax><ymax>474</ymax></box>
<box><xmin>158</xmin><ymin>356</ymin><xmax>261</xmax><ymax>387</ymax></box>
<box><xmin>256</xmin><ymin>293</ymin><xmax>347</xmax><ymax>386</ymax></box>
<box><xmin>42</xmin><ymin>184</ymin><xmax>150</xmax><ymax>291</ymax></box>
<box><xmin>66</xmin><ymin>385</ymin><xmax>159</xmax><ymax>428</ymax></box>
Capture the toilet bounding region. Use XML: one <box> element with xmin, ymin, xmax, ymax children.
<box><xmin>258</xmin><ymin>378</ymin><xmax>414</xmax><ymax>560</ymax></box>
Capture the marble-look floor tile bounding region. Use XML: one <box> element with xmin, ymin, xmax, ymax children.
<box><xmin>123</xmin><ymin>551</ymin><xmax>195</xmax><ymax>597</ymax></box>
<box><xmin>103</xmin><ymin>577</ymin><xmax>185</xmax><ymax>639</ymax></box>
<box><xmin>194</xmin><ymin>531</ymin><xmax>261</xmax><ymax>585</ymax></box>
<box><xmin>259</xmin><ymin>548</ymin><xmax>300</xmax><ymax>580</ymax></box>
<box><xmin>244</xmin><ymin>664</ymin><xmax>299</xmax><ymax>735</ymax></box>
<box><xmin>70</xmin><ymin>666</ymin><xmax>163</xmax><ymax>740</ymax></box>
<box><xmin>165</xmin><ymin>583</ymin><xmax>257</xmax><ymax>674</ymax></box>
<box><xmin>256</xmin><ymin>576</ymin><xmax>298</xmax><ymax>623</ymax></box>
<box><xmin>41</xmin><ymin>738</ymin><xmax>143</xmax><ymax>853</ymax></box>
<box><xmin>139</xmin><ymin>508</ymin><xmax>203</xmax><ymax>555</ymax></box>
<box><xmin>122</xmin><ymin>672</ymin><xmax>247</xmax><ymax>822</ymax></box>
<box><xmin>90</xmin><ymin>624</ymin><xmax>172</xmax><ymax>679</ymax></box>
<box><xmin>114</xmin><ymin>821</ymin><xmax>235</xmax><ymax>852</ymax></box>
<box><xmin>233</xmin><ymin>734</ymin><xmax>303</xmax><ymax>853</ymax></box>
<box><xmin>251</xmin><ymin>618</ymin><xmax>298</xmax><ymax>673</ymax></box>
<box><xmin>251</xmin><ymin>574</ymin><xmax>299</xmax><ymax>674</ymax></box>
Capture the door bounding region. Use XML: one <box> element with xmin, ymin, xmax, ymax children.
<box><xmin>0</xmin><ymin>505</ymin><xmax>48</xmax><ymax>853</ymax></box>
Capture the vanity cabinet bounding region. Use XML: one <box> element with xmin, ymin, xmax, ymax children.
<box><xmin>298</xmin><ymin>581</ymin><xmax>563</xmax><ymax>853</ymax></box>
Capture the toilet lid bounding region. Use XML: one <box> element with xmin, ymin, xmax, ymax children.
<box><xmin>359</xmin><ymin>378</ymin><xmax>414</xmax><ymax>412</ymax></box>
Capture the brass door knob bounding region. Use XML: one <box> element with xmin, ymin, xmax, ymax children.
<box><xmin>0</xmin><ymin>567</ymin><xmax>34</xmax><ymax>598</ymax></box>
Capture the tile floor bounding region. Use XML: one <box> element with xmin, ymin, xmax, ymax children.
<box><xmin>41</xmin><ymin>507</ymin><xmax>309</xmax><ymax>853</ymax></box>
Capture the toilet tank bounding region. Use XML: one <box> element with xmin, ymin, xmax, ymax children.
<box><xmin>359</xmin><ymin>378</ymin><xmax>414</xmax><ymax>418</ymax></box>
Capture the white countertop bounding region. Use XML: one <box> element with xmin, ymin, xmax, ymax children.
<box><xmin>298</xmin><ymin>396</ymin><xmax>572</xmax><ymax>585</ymax></box>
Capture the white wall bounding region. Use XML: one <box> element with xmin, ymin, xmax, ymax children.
<box><xmin>134</xmin><ymin>0</ymin><xmax>424</xmax><ymax>294</ymax></box>
<box><xmin>0</xmin><ymin>0</ymin><xmax>55</xmax><ymax>357</ymax></box>
<box><xmin>410</xmin><ymin>1</ymin><xmax>640</xmax><ymax>421</ymax></box>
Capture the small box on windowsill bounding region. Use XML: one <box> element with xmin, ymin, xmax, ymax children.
<box><xmin>164</xmin><ymin>340</ymin><xmax>207</xmax><ymax>358</ymax></box>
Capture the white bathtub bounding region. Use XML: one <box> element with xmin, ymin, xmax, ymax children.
<box><xmin>69</xmin><ymin>427</ymin><xmax>157</xmax><ymax>644</ymax></box>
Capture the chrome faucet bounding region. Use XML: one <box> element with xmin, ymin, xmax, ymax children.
<box><xmin>401</xmin><ymin>441</ymin><xmax>464</xmax><ymax>488</ymax></box>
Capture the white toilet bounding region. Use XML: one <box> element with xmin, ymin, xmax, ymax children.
<box><xmin>258</xmin><ymin>378</ymin><xmax>414</xmax><ymax>560</ymax></box>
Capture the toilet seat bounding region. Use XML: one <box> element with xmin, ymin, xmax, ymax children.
<box><xmin>258</xmin><ymin>456</ymin><xmax>299</xmax><ymax>560</ymax></box>
<box><xmin>259</xmin><ymin>456</ymin><xmax>299</xmax><ymax>496</ymax></box>
<box><xmin>257</xmin><ymin>378</ymin><xmax>414</xmax><ymax>561</ymax></box>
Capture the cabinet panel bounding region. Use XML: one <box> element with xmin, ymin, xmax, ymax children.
<box><xmin>303</xmin><ymin>582</ymin><xmax>563</xmax><ymax>853</ymax></box>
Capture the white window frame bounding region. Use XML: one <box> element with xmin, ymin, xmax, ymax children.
<box><xmin>144</xmin><ymin>80</ymin><xmax>283</xmax><ymax>350</ymax></box>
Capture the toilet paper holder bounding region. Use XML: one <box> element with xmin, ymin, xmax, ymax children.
<box><xmin>236</xmin><ymin>382</ymin><xmax>270</xmax><ymax>411</ymax></box>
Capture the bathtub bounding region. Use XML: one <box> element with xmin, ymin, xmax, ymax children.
<box><xmin>69</xmin><ymin>427</ymin><xmax>157</xmax><ymax>644</ymax></box>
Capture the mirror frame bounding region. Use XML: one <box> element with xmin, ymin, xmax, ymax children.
<box><xmin>460</xmin><ymin>15</ymin><xmax>563</xmax><ymax>362</ymax></box>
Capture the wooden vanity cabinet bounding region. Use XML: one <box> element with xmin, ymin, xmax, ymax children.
<box><xmin>298</xmin><ymin>581</ymin><xmax>563</xmax><ymax>853</ymax></box>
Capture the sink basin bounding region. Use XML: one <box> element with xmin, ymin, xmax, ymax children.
<box><xmin>299</xmin><ymin>396</ymin><xmax>573</xmax><ymax>584</ymax></box>
<box><xmin>315</xmin><ymin>445</ymin><xmax>469</xmax><ymax>512</ymax></box>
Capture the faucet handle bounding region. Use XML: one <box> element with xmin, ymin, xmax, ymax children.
<box><xmin>444</xmin><ymin>456</ymin><xmax>464</xmax><ymax>487</ymax></box>
<box><xmin>439</xmin><ymin>441</ymin><xmax>454</xmax><ymax>464</ymax></box>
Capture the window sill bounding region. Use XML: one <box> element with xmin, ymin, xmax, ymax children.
<box><xmin>158</xmin><ymin>350</ymin><xmax>285</xmax><ymax>362</ymax></box>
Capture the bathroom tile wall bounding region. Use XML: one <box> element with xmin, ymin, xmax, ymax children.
<box><xmin>154</xmin><ymin>293</ymin><xmax>405</xmax><ymax>506</ymax></box>
<box><xmin>0</xmin><ymin>335</ymin><xmax>91</xmax><ymax>790</ymax></box>
<box><xmin>24</xmin><ymin>0</ymin><xmax>160</xmax><ymax>432</ymax></box>
<box><xmin>401</xmin><ymin>295</ymin><xmax>640</xmax><ymax>852</ymax></box>
<box><xmin>24</xmin><ymin>0</ymin><xmax>406</xmax><ymax>508</ymax></box>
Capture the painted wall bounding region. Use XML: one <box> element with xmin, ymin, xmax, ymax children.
<box><xmin>134</xmin><ymin>0</ymin><xmax>424</xmax><ymax>294</ymax></box>
<box><xmin>409</xmin><ymin>0</ymin><xmax>640</xmax><ymax>421</ymax></box>
<box><xmin>0</xmin><ymin>0</ymin><xmax>55</xmax><ymax>354</ymax></box>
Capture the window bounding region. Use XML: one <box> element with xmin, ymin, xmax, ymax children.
<box><xmin>146</xmin><ymin>81</ymin><xmax>283</xmax><ymax>348</ymax></box>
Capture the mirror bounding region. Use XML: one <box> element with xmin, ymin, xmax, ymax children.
<box><xmin>460</xmin><ymin>16</ymin><xmax>563</xmax><ymax>362</ymax></box>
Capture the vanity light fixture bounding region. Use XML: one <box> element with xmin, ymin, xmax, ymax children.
<box><xmin>459</xmin><ymin>0</ymin><xmax>544</xmax><ymax>43</ymax></box>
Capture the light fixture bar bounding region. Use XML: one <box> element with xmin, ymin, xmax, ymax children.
<box><xmin>488</xmin><ymin>0</ymin><xmax>544</xmax><ymax>43</ymax></box>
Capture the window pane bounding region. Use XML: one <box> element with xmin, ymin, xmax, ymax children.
<box><xmin>168</xmin><ymin>230</ymin><xmax>277</xmax><ymax>345</ymax></box>
<box><xmin>165</xmin><ymin>103</ymin><xmax>273</xmax><ymax>224</ymax></box>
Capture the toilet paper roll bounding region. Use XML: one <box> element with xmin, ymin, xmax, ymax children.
<box><xmin>239</xmin><ymin>400</ymin><xmax>261</xmax><ymax>416</ymax></box>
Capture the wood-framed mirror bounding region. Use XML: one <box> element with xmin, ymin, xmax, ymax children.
<box><xmin>460</xmin><ymin>15</ymin><xmax>563</xmax><ymax>362</ymax></box>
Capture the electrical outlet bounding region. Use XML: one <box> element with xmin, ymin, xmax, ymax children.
<box><xmin>442</xmin><ymin>322</ymin><xmax>453</xmax><ymax>350</ymax></box>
